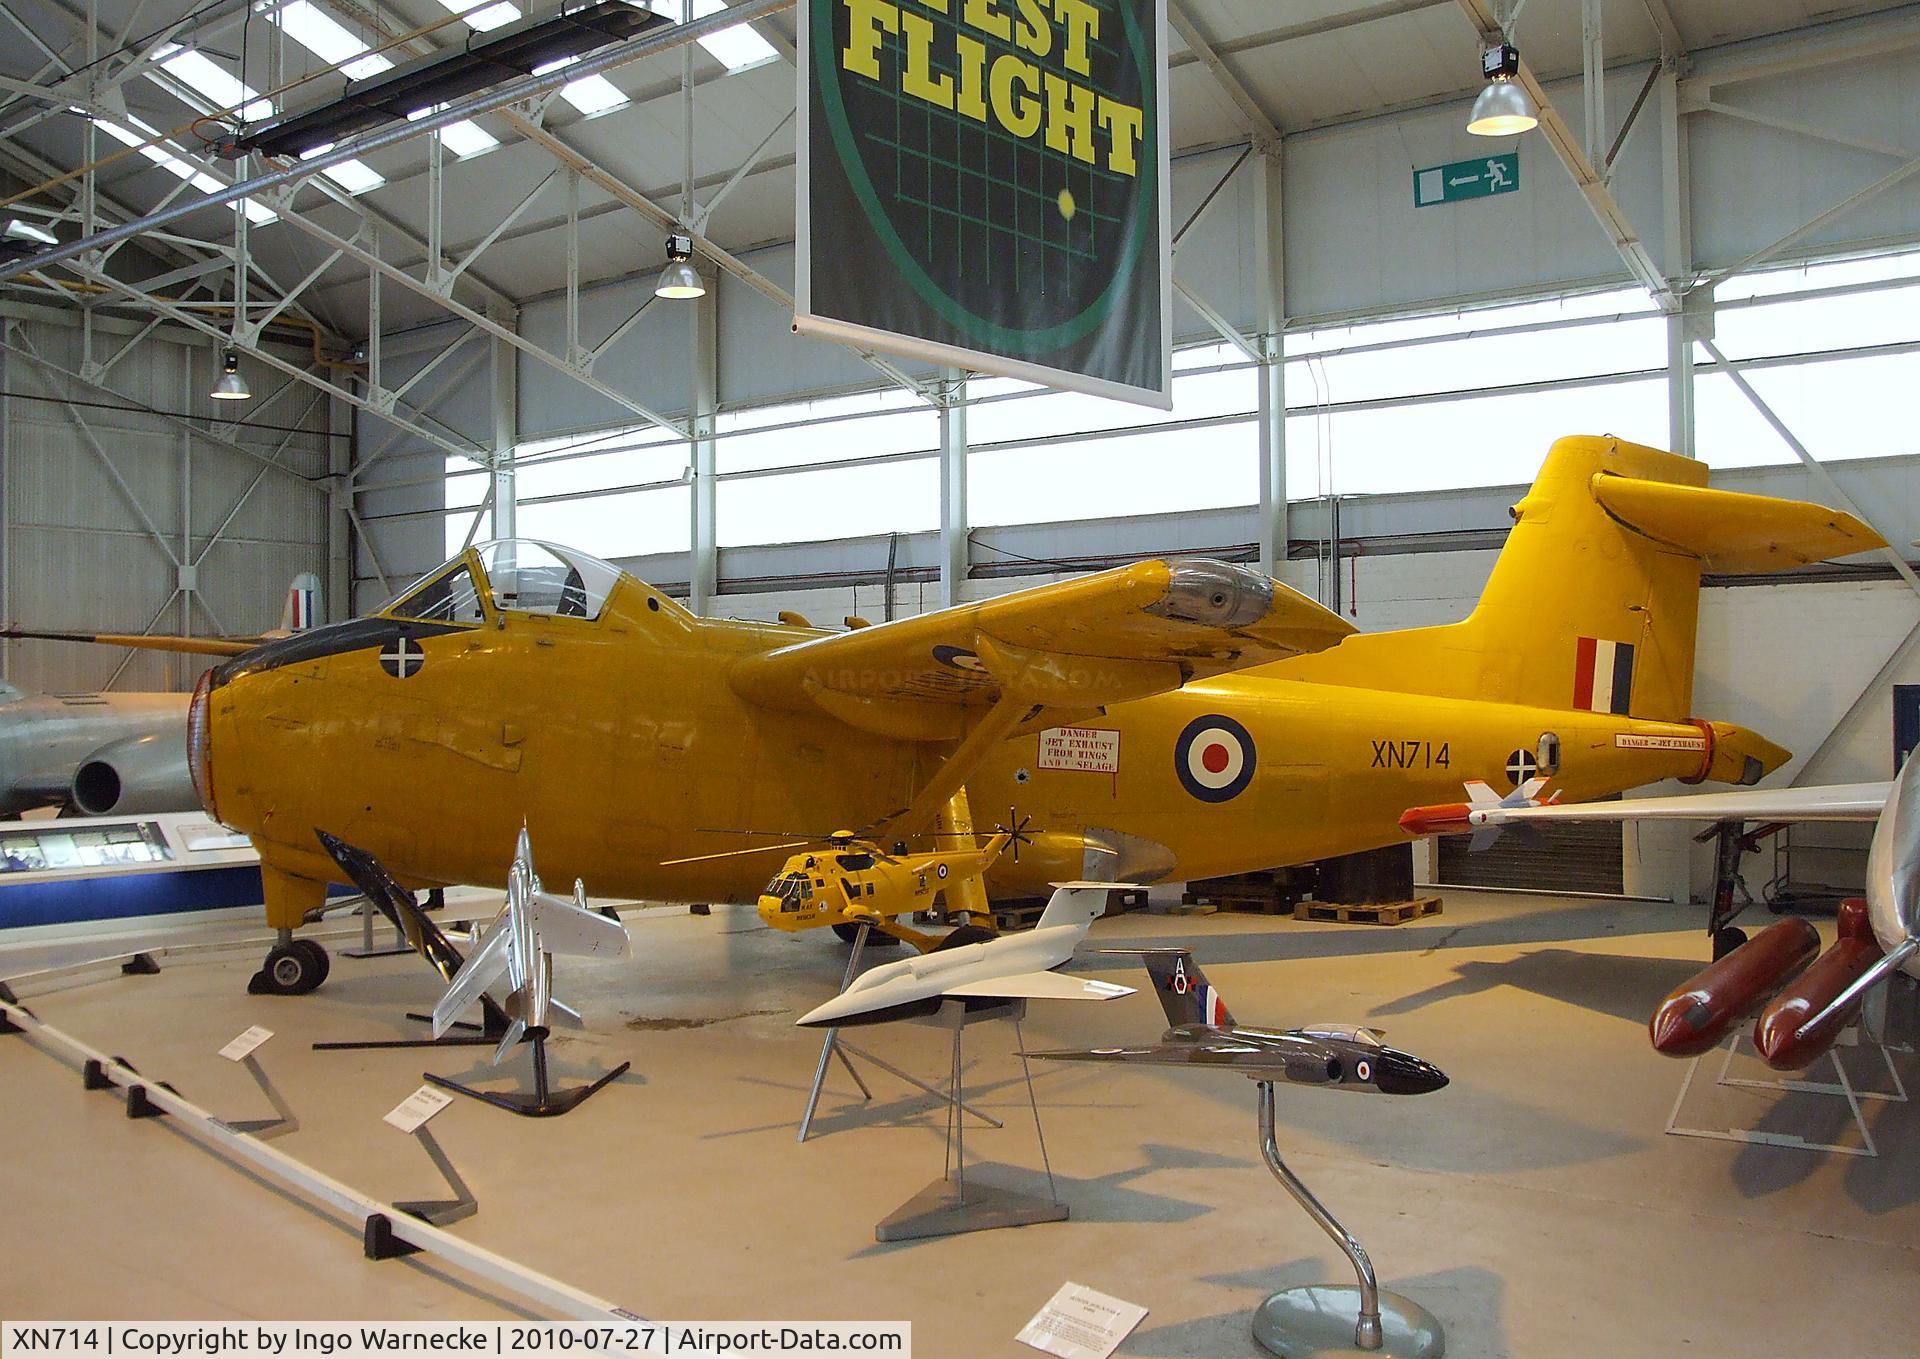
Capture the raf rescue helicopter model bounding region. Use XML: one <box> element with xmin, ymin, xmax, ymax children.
<box><xmin>8</xmin><ymin>437</ymin><xmax>1887</xmax><ymax>994</ymax></box>
<box><xmin>671</xmin><ymin>817</ymin><xmax>1034</xmax><ymax>950</ymax></box>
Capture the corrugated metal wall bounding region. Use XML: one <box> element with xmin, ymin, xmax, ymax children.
<box><xmin>1</xmin><ymin>311</ymin><xmax>335</xmax><ymax>694</ymax></box>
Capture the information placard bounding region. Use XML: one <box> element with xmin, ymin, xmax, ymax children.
<box><xmin>383</xmin><ymin>1085</ymin><xmax>454</xmax><ymax>1134</ymax></box>
<box><xmin>1017</xmin><ymin>1281</ymin><xmax>1147</xmax><ymax>1359</ymax></box>
<box><xmin>217</xmin><ymin>1026</ymin><xmax>273</xmax><ymax>1062</ymax></box>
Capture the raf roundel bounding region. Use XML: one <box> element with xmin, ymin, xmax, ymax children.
<box><xmin>1174</xmin><ymin>714</ymin><xmax>1257</xmax><ymax>803</ymax></box>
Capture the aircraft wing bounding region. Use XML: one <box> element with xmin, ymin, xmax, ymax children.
<box><xmin>2</xmin><ymin>627</ymin><xmax>257</xmax><ymax>657</ymax></box>
<box><xmin>430</xmin><ymin>914</ymin><xmax>516</xmax><ymax>1038</ymax></box>
<box><xmin>1023</xmin><ymin>1042</ymin><xmax>1256</xmax><ymax>1066</ymax></box>
<box><xmin>942</xmin><ymin>972</ymin><xmax>1135</xmax><ymax>1001</ymax></box>
<box><xmin>527</xmin><ymin>889</ymin><xmax>631</xmax><ymax>959</ymax></box>
<box><xmin>1472</xmin><ymin>781</ymin><xmax>1890</xmax><ymax>827</ymax></box>
<box><xmin>728</xmin><ymin>559</ymin><xmax>1353</xmax><ymax>732</ymax></box>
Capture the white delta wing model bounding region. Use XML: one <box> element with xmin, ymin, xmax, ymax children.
<box><xmin>796</xmin><ymin>882</ymin><xmax>1134</xmax><ymax>1028</ymax></box>
<box><xmin>432</xmin><ymin>827</ymin><xmax>632</xmax><ymax>1063</ymax></box>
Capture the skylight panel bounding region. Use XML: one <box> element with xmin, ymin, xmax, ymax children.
<box><xmin>319</xmin><ymin>158</ymin><xmax>385</xmax><ymax>193</ymax></box>
<box><xmin>269</xmin><ymin>1</ymin><xmax>394</xmax><ymax>80</ymax></box>
<box><xmin>90</xmin><ymin>115</ymin><xmax>276</xmax><ymax>222</ymax></box>
<box><xmin>296</xmin><ymin>143</ymin><xmax>386</xmax><ymax>194</ymax></box>
<box><xmin>560</xmin><ymin>74</ymin><xmax>628</xmax><ymax>114</ymax></box>
<box><xmin>155</xmin><ymin>47</ymin><xmax>275</xmax><ymax>121</ymax></box>
<box><xmin>405</xmin><ymin>105</ymin><xmax>500</xmax><ymax>157</ymax></box>
<box><xmin>533</xmin><ymin>56</ymin><xmax>631</xmax><ymax>116</ymax></box>
<box><xmin>436</xmin><ymin>120</ymin><xmax>499</xmax><ymax>156</ymax></box>
<box><xmin>649</xmin><ymin>0</ymin><xmax>778</xmax><ymax>71</ymax></box>
<box><xmin>686</xmin><ymin>0</ymin><xmax>777</xmax><ymax>69</ymax></box>
<box><xmin>433</xmin><ymin>0</ymin><xmax>521</xmax><ymax>32</ymax></box>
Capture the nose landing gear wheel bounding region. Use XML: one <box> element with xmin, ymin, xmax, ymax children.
<box><xmin>248</xmin><ymin>940</ymin><xmax>329</xmax><ymax>995</ymax></box>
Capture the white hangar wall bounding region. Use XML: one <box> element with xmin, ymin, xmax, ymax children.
<box><xmin>2</xmin><ymin>305</ymin><xmax>337</xmax><ymax>695</ymax></box>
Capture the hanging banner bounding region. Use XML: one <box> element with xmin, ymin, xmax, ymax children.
<box><xmin>796</xmin><ymin>0</ymin><xmax>1171</xmax><ymax>409</ymax></box>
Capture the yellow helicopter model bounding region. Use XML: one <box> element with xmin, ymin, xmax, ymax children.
<box><xmin>668</xmin><ymin>819</ymin><xmax>1031</xmax><ymax>951</ymax></box>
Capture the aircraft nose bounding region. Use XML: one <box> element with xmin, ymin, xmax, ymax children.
<box><xmin>1371</xmin><ymin>1047</ymin><xmax>1449</xmax><ymax>1095</ymax></box>
<box><xmin>187</xmin><ymin>669</ymin><xmax>217</xmax><ymax>819</ymax></box>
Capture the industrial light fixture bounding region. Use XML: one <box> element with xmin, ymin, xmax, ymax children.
<box><xmin>655</xmin><ymin>233</ymin><xmax>704</xmax><ymax>299</ymax></box>
<box><xmin>4</xmin><ymin>218</ymin><xmax>57</xmax><ymax>245</ymax></box>
<box><xmin>210</xmin><ymin>349</ymin><xmax>252</xmax><ymax>401</ymax></box>
<box><xmin>0</xmin><ymin>217</ymin><xmax>57</xmax><ymax>261</ymax></box>
<box><xmin>1467</xmin><ymin>42</ymin><xmax>1537</xmax><ymax>137</ymax></box>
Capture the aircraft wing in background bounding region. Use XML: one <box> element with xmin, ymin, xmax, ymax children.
<box><xmin>1467</xmin><ymin>781</ymin><xmax>1890</xmax><ymax>827</ymax></box>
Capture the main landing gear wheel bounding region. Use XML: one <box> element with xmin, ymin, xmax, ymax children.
<box><xmin>1712</xmin><ymin>926</ymin><xmax>1749</xmax><ymax>961</ymax></box>
<box><xmin>833</xmin><ymin>922</ymin><xmax>902</xmax><ymax>947</ymax></box>
<box><xmin>248</xmin><ymin>940</ymin><xmax>329</xmax><ymax>995</ymax></box>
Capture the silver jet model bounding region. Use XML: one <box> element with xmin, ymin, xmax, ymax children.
<box><xmin>428</xmin><ymin>827</ymin><xmax>633</xmax><ymax>1116</ymax></box>
<box><xmin>795</xmin><ymin>882</ymin><xmax>1134</xmax><ymax>1029</ymax></box>
<box><xmin>1025</xmin><ymin>949</ymin><xmax>1449</xmax><ymax>1095</ymax></box>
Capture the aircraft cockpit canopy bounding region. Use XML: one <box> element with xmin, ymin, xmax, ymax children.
<box><xmin>381</xmin><ymin>540</ymin><xmax>629</xmax><ymax>624</ymax></box>
<box><xmin>476</xmin><ymin>540</ymin><xmax>624</xmax><ymax>620</ymax></box>
<box><xmin>385</xmin><ymin>561</ymin><xmax>486</xmax><ymax>625</ymax></box>
<box><xmin>763</xmin><ymin>872</ymin><xmax>813</xmax><ymax>910</ymax></box>
<box><xmin>1300</xmin><ymin>1023</ymin><xmax>1385</xmax><ymax>1047</ymax></box>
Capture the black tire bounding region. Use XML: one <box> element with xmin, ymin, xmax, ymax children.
<box><xmin>831</xmin><ymin>922</ymin><xmax>902</xmax><ymax>947</ymax></box>
<box><xmin>252</xmin><ymin>942</ymin><xmax>325</xmax><ymax>996</ymax></box>
<box><xmin>294</xmin><ymin>938</ymin><xmax>331</xmax><ymax>987</ymax></box>
<box><xmin>1711</xmin><ymin>926</ymin><xmax>1749</xmax><ymax>961</ymax></box>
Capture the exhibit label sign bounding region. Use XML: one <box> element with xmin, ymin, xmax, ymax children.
<box><xmin>796</xmin><ymin>0</ymin><xmax>1172</xmax><ymax>408</ymax></box>
<box><xmin>1413</xmin><ymin>152</ymin><xmax>1519</xmax><ymax>207</ymax></box>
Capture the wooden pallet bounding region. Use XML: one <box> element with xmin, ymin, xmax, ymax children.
<box><xmin>1181</xmin><ymin>869</ymin><xmax>1311</xmax><ymax>914</ymax></box>
<box><xmin>1291</xmin><ymin>897</ymin><xmax>1443</xmax><ymax>926</ymax></box>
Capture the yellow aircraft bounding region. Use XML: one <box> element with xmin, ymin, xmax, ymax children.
<box><xmin>17</xmin><ymin>436</ymin><xmax>1882</xmax><ymax>993</ymax></box>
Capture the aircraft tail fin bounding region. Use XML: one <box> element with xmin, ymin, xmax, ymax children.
<box><xmin>278</xmin><ymin>572</ymin><xmax>323</xmax><ymax>633</ymax></box>
<box><xmin>1273</xmin><ymin>435</ymin><xmax>1881</xmax><ymax>722</ymax></box>
<box><xmin>1097</xmin><ymin>947</ymin><xmax>1234</xmax><ymax>1027</ymax></box>
<box><xmin>1036</xmin><ymin>881</ymin><xmax>1124</xmax><ymax>931</ymax></box>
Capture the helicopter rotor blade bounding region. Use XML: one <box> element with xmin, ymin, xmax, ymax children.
<box><xmin>660</xmin><ymin>839</ymin><xmax>813</xmax><ymax>867</ymax></box>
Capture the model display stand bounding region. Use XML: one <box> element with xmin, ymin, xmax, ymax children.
<box><xmin>1666</xmin><ymin>1025</ymin><xmax>1910</xmax><ymax>1157</ymax></box>
<box><xmin>1250</xmin><ymin>1081</ymin><xmax>1443</xmax><ymax>1358</ymax></box>
<box><xmin>798</xmin><ymin>923</ymin><xmax>1002</xmax><ymax>1142</ymax></box>
<box><xmin>425</xmin><ymin>1025</ymin><xmax>630</xmax><ymax>1119</ymax></box>
<box><xmin>392</xmin><ymin>1123</ymin><xmax>479</xmax><ymax>1226</ymax></box>
<box><xmin>871</xmin><ymin>997</ymin><xmax>1067</xmax><ymax>1242</ymax></box>
<box><xmin>225</xmin><ymin>1050</ymin><xmax>299</xmax><ymax>1140</ymax></box>
<box><xmin>340</xmin><ymin>893</ymin><xmax>416</xmax><ymax>959</ymax></box>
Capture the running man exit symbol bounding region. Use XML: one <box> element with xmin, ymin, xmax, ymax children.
<box><xmin>1414</xmin><ymin>152</ymin><xmax>1520</xmax><ymax>207</ymax></box>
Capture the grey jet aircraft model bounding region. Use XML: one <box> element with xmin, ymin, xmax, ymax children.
<box><xmin>1026</xmin><ymin>949</ymin><xmax>1448</xmax><ymax>1095</ymax></box>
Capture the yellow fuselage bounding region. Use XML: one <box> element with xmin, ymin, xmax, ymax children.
<box><xmin>201</xmin><ymin>582</ymin><xmax>1718</xmax><ymax>929</ymax></box>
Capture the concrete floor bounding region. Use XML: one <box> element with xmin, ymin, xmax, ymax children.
<box><xmin>3</xmin><ymin>889</ymin><xmax>1917</xmax><ymax>1356</ymax></box>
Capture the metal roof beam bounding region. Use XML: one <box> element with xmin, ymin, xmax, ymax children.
<box><xmin>497</xmin><ymin>106</ymin><xmax>937</xmax><ymax>403</ymax></box>
<box><xmin>1455</xmin><ymin>0</ymin><xmax>1676</xmax><ymax>308</ymax></box>
<box><xmin>1168</xmin><ymin>0</ymin><xmax>1282</xmax><ymax>147</ymax></box>
<box><xmin>0</xmin><ymin>0</ymin><xmax>794</xmax><ymax>286</ymax></box>
<box><xmin>57</xmin><ymin>257</ymin><xmax>492</xmax><ymax>463</ymax></box>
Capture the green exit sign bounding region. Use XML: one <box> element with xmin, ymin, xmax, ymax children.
<box><xmin>1414</xmin><ymin>153</ymin><xmax>1520</xmax><ymax>207</ymax></box>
